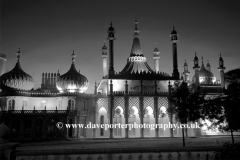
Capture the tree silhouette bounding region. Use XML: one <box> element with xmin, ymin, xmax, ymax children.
<box><xmin>205</xmin><ymin>68</ymin><xmax>240</xmax><ymax>144</ymax></box>
<box><xmin>168</xmin><ymin>81</ymin><xmax>205</xmax><ymax>147</ymax></box>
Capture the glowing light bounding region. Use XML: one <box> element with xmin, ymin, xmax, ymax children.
<box><xmin>160</xmin><ymin>106</ymin><xmax>167</xmax><ymax>114</ymax></box>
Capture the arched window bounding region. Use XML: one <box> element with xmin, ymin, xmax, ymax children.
<box><xmin>114</xmin><ymin>113</ymin><xmax>122</xmax><ymax>136</ymax></box>
<box><xmin>144</xmin><ymin>114</ymin><xmax>150</xmax><ymax>136</ymax></box>
<box><xmin>159</xmin><ymin>106</ymin><xmax>166</xmax><ymax>136</ymax></box>
<box><xmin>129</xmin><ymin>115</ymin><xmax>136</xmax><ymax>136</ymax></box>
<box><xmin>100</xmin><ymin>115</ymin><xmax>104</xmax><ymax>136</ymax></box>
<box><xmin>159</xmin><ymin>115</ymin><xmax>164</xmax><ymax>136</ymax></box>
<box><xmin>41</xmin><ymin>100</ymin><xmax>46</xmax><ymax>110</ymax></box>
<box><xmin>22</xmin><ymin>100</ymin><xmax>27</xmax><ymax>110</ymax></box>
<box><xmin>8</xmin><ymin>99</ymin><xmax>15</xmax><ymax>110</ymax></box>
<box><xmin>58</xmin><ymin>101</ymin><xmax>62</xmax><ymax>110</ymax></box>
<box><xmin>68</xmin><ymin>99</ymin><xmax>75</xmax><ymax>110</ymax></box>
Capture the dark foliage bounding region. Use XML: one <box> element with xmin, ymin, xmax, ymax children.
<box><xmin>215</xmin><ymin>142</ymin><xmax>240</xmax><ymax>160</ymax></box>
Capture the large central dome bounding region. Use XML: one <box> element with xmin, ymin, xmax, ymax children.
<box><xmin>56</xmin><ymin>51</ymin><xmax>89</xmax><ymax>93</ymax></box>
<box><xmin>121</xmin><ymin>20</ymin><xmax>154</xmax><ymax>74</ymax></box>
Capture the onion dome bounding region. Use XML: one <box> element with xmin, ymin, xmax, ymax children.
<box><xmin>171</xmin><ymin>26</ymin><xmax>177</xmax><ymax>34</ymax></box>
<box><xmin>154</xmin><ymin>44</ymin><xmax>159</xmax><ymax>52</ymax></box>
<box><xmin>153</xmin><ymin>43</ymin><xmax>160</xmax><ymax>59</ymax></box>
<box><xmin>206</xmin><ymin>60</ymin><xmax>211</xmax><ymax>71</ymax></box>
<box><xmin>108</xmin><ymin>22</ymin><xmax>114</xmax><ymax>31</ymax></box>
<box><xmin>0</xmin><ymin>49</ymin><xmax>35</xmax><ymax>90</ymax></box>
<box><xmin>192</xmin><ymin>57</ymin><xmax>216</xmax><ymax>84</ymax></box>
<box><xmin>102</xmin><ymin>42</ymin><xmax>107</xmax><ymax>50</ymax></box>
<box><xmin>56</xmin><ymin>51</ymin><xmax>89</xmax><ymax>93</ymax></box>
<box><xmin>102</xmin><ymin>42</ymin><xmax>107</xmax><ymax>57</ymax></box>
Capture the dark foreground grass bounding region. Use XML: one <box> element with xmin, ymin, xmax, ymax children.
<box><xmin>14</xmin><ymin>136</ymin><xmax>240</xmax><ymax>155</ymax></box>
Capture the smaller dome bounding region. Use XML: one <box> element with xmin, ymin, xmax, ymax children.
<box><xmin>102</xmin><ymin>43</ymin><xmax>107</xmax><ymax>50</ymax></box>
<box><xmin>0</xmin><ymin>49</ymin><xmax>34</xmax><ymax>91</ymax></box>
<box><xmin>219</xmin><ymin>53</ymin><xmax>223</xmax><ymax>61</ymax></box>
<box><xmin>154</xmin><ymin>44</ymin><xmax>159</xmax><ymax>52</ymax></box>
<box><xmin>108</xmin><ymin>22</ymin><xmax>114</xmax><ymax>31</ymax></box>
<box><xmin>206</xmin><ymin>61</ymin><xmax>211</xmax><ymax>68</ymax></box>
<box><xmin>56</xmin><ymin>52</ymin><xmax>89</xmax><ymax>93</ymax></box>
<box><xmin>192</xmin><ymin>61</ymin><xmax>216</xmax><ymax>84</ymax></box>
<box><xmin>171</xmin><ymin>26</ymin><xmax>177</xmax><ymax>34</ymax></box>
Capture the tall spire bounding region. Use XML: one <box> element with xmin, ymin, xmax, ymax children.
<box><xmin>133</xmin><ymin>19</ymin><xmax>140</xmax><ymax>37</ymax></box>
<box><xmin>15</xmin><ymin>48</ymin><xmax>21</xmax><ymax>61</ymax></box>
<box><xmin>107</xmin><ymin>22</ymin><xmax>116</xmax><ymax>76</ymax></box>
<box><xmin>170</xmin><ymin>26</ymin><xmax>179</xmax><ymax>79</ymax></box>
<box><xmin>130</xmin><ymin>20</ymin><xmax>142</xmax><ymax>56</ymax></box>
<box><xmin>71</xmin><ymin>50</ymin><xmax>76</xmax><ymax>63</ymax></box>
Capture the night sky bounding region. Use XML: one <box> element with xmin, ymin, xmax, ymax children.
<box><xmin>1</xmin><ymin>0</ymin><xmax>240</xmax><ymax>93</ymax></box>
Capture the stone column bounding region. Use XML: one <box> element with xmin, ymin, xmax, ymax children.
<box><xmin>139</xmin><ymin>97</ymin><xmax>144</xmax><ymax>138</ymax></box>
<box><xmin>93</xmin><ymin>98</ymin><xmax>97</xmax><ymax>138</ymax></box>
<box><xmin>109</xmin><ymin>96</ymin><xmax>114</xmax><ymax>139</ymax></box>
<box><xmin>109</xmin><ymin>80</ymin><xmax>114</xmax><ymax>139</ymax></box>
<box><xmin>154</xmin><ymin>97</ymin><xmax>159</xmax><ymax>138</ymax></box>
<box><xmin>124</xmin><ymin>96</ymin><xmax>129</xmax><ymax>138</ymax></box>
<box><xmin>168</xmin><ymin>81</ymin><xmax>174</xmax><ymax>137</ymax></box>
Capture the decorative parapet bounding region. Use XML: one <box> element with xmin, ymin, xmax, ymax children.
<box><xmin>0</xmin><ymin>90</ymin><xmax>95</xmax><ymax>98</ymax></box>
<box><xmin>111</xmin><ymin>91</ymin><xmax>168</xmax><ymax>96</ymax></box>
<box><xmin>0</xmin><ymin>110</ymin><xmax>85</xmax><ymax>116</ymax></box>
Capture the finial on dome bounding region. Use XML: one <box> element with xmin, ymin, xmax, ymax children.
<box><xmin>201</xmin><ymin>56</ymin><xmax>204</xmax><ymax>64</ymax></box>
<box><xmin>173</xmin><ymin>26</ymin><xmax>175</xmax><ymax>30</ymax></box>
<box><xmin>135</xmin><ymin>19</ymin><xmax>138</xmax><ymax>30</ymax></box>
<box><xmin>79</xmin><ymin>70</ymin><xmax>80</xmax><ymax>73</ymax></box>
<box><xmin>71</xmin><ymin>50</ymin><xmax>76</xmax><ymax>62</ymax></box>
<box><xmin>16</xmin><ymin>48</ymin><xmax>22</xmax><ymax>61</ymax></box>
<box><xmin>195</xmin><ymin>51</ymin><xmax>197</xmax><ymax>56</ymax></box>
<box><xmin>133</xmin><ymin>19</ymin><xmax>139</xmax><ymax>36</ymax></box>
<box><xmin>110</xmin><ymin>21</ymin><xmax>112</xmax><ymax>27</ymax></box>
<box><xmin>220</xmin><ymin>52</ymin><xmax>222</xmax><ymax>57</ymax></box>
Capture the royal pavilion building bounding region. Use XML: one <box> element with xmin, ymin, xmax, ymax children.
<box><xmin>0</xmin><ymin>21</ymin><xmax>228</xmax><ymax>141</ymax></box>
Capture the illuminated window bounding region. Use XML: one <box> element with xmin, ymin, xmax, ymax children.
<box><xmin>41</xmin><ymin>100</ymin><xmax>46</xmax><ymax>109</ymax></box>
<box><xmin>58</xmin><ymin>101</ymin><xmax>62</xmax><ymax>110</ymax></box>
<box><xmin>144</xmin><ymin>114</ymin><xmax>150</xmax><ymax>136</ymax></box>
<box><xmin>114</xmin><ymin>113</ymin><xmax>122</xmax><ymax>136</ymax></box>
<box><xmin>8</xmin><ymin>99</ymin><xmax>15</xmax><ymax>110</ymax></box>
<box><xmin>100</xmin><ymin>115</ymin><xmax>104</xmax><ymax>136</ymax></box>
<box><xmin>22</xmin><ymin>100</ymin><xmax>27</xmax><ymax>110</ymax></box>
<box><xmin>159</xmin><ymin>116</ymin><xmax>164</xmax><ymax>136</ymax></box>
<box><xmin>129</xmin><ymin>115</ymin><xmax>136</xmax><ymax>136</ymax></box>
<box><xmin>68</xmin><ymin>99</ymin><xmax>75</xmax><ymax>110</ymax></box>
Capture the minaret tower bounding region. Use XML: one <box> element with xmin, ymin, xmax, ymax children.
<box><xmin>183</xmin><ymin>59</ymin><xmax>190</xmax><ymax>82</ymax></box>
<box><xmin>170</xmin><ymin>26</ymin><xmax>179</xmax><ymax>79</ymax></box>
<box><xmin>218</xmin><ymin>53</ymin><xmax>225</xmax><ymax>88</ymax></box>
<box><xmin>102</xmin><ymin>42</ymin><xmax>108</xmax><ymax>78</ymax></box>
<box><xmin>153</xmin><ymin>44</ymin><xmax>160</xmax><ymax>73</ymax></box>
<box><xmin>193</xmin><ymin>52</ymin><xmax>200</xmax><ymax>85</ymax></box>
<box><xmin>107</xmin><ymin>22</ymin><xmax>116</xmax><ymax>76</ymax></box>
